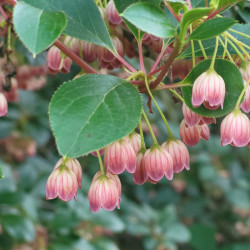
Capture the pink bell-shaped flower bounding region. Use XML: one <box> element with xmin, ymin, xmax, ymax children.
<box><xmin>46</xmin><ymin>166</ymin><xmax>78</xmax><ymax>202</ymax></box>
<box><xmin>125</xmin><ymin>132</ymin><xmax>142</xmax><ymax>154</ymax></box>
<box><xmin>221</xmin><ymin>110</ymin><xmax>250</xmax><ymax>147</ymax></box>
<box><xmin>82</xmin><ymin>41</ymin><xmax>97</xmax><ymax>63</ymax></box>
<box><xmin>241</xmin><ymin>81</ymin><xmax>250</xmax><ymax>113</ymax></box>
<box><xmin>0</xmin><ymin>92</ymin><xmax>8</xmax><ymax>117</ymax></box>
<box><xmin>179</xmin><ymin>120</ymin><xmax>210</xmax><ymax>146</ymax></box>
<box><xmin>162</xmin><ymin>139</ymin><xmax>190</xmax><ymax>173</ymax></box>
<box><xmin>54</xmin><ymin>158</ymin><xmax>82</xmax><ymax>188</ymax></box>
<box><xmin>240</xmin><ymin>63</ymin><xmax>250</xmax><ymax>82</ymax></box>
<box><xmin>60</xmin><ymin>57</ymin><xmax>72</xmax><ymax>74</ymax></box>
<box><xmin>133</xmin><ymin>151</ymin><xmax>148</xmax><ymax>185</ymax></box>
<box><xmin>143</xmin><ymin>146</ymin><xmax>173</xmax><ymax>182</ymax></box>
<box><xmin>182</xmin><ymin>102</ymin><xmax>216</xmax><ymax>126</ymax></box>
<box><xmin>46</xmin><ymin>46</ymin><xmax>62</xmax><ymax>74</ymax></box>
<box><xmin>88</xmin><ymin>171</ymin><xmax>121</xmax><ymax>213</ymax></box>
<box><xmin>104</xmin><ymin>139</ymin><xmax>136</xmax><ymax>174</ymax></box>
<box><xmin>192</xmin><ymin>71</ymin><xmax>225</xmax><ymax>110</ymax></box>
<box><xmin>106</xmin><ymin>0</ymin><xmax>123</xmax><ymax>25</ymax></box>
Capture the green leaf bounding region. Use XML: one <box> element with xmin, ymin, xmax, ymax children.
<box><xmin>13</xmin><ymin>2</ymin><xmax>66</xmax><ymax>55</ymax></box>
<box><xmin>182</xmin><ymin>59</ymin><xmax>244</xmax><ymax>117</ymax></box>
<box><xmin>188</xmin><ymin>18</ymin><xmax>236</xmax><ymax>41</ymax></box>
<box><xmin>49</xmin><ymin>75</ymin><xmax>142</xmax><ymax>157</ymax></box>
<box><xmin>122</xmin><ymin>2</ymin><xmax>175</xmax><ymax>38</ymax></box>
<box><xmin>2</xmin><ymin>215</ymin><xmax>35</xmax><ymax>242</ymax></box>
<box><xmin>0</xmin><ymin>168</ymin><xmax>3</xmax><ymax>179</ymax></box>
<box><xmin>180</xmin><ymin>8</ymin><xmax>211</xmax><ymax>30</ymax></box>
<box><xmin>210</xmin><ymin>0</ymin><xmax>245</xmax><ymax>9</ymax></box>
<box><xmin>165</xmin><ymin>223</ymin><xmax>191</xmax><ymax>243</ymax></box>
<box><xmin>23</xmin><ymin>0</ymin><xmax>114</xmax><ymax>50</ymax></box>
<box><xmin>179</xmin><ymin>23</ymin><xmax>250</xmax><ymax>58</ymax></box>
<box><xmin>190</xmin><ymin>224</ymin><xmax>216</xmax><ymax>250</ymax></box>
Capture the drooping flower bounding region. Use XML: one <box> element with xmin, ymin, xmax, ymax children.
<box><xmin>241</xmin><ymin>81</ymin><xmax>250</xmax><ymax>113</ymax></box>
<box><xmin>179</xmin><ymin>119</ymin><xmax>210</xmax><ymax>146</ymax></box>
<box><xmin>192</xmin><ymin>71</ymin><xmax>225</xmax><ymax>110</ymax></box>
<box><xmin>182</xmin><ymin>102</ymin><xmax>216</xmax><ymax>127</ymax></box>
<box><xmin>88</xmin><ymin>171</ymin><xmax>121</xmax><ymax>213</ymax></box>
<box><xmin>162</xmin><ymin>139</ymin><xmax>190</xmax><ymax>173</ymax></box>
<box><xmin>133</xmin><ymin>151</ymin><xmax>148</xmax><ymax>185</ymax></box>
<box><xmin>125</xmin><ymin>132</ymin><xmax>142</xmax><ymax>154</ymax></box>
<box><xmin>104</xmin><ymin>139</ymin><xmax>136</xmax><ymax>174</ymax></box>
<box><xmin>106</xmin><ymin>0</ymin><xmax>123</xmax><ymax>25</ymax></box>
<box><xmin>0</xmin><ymin>92</ymin><xmax>8</xmax><ymax>117</ymax></box>
<box><xmin>46</xmin><ymin>166</ymin><xmax>78</xmax><ymax>201</ymax></box>
<box><xmin>143</xmin><ymin>146</ymin><xmax>173</xmax><ymax>182</ymax></box>
<box><xmin>46</xmin><ymin>46</ymin><xmax>62</xmax><ymax>74</ymax></box>
<box><xmin>240</xmin><ymin>63</ymin><xmax>250</xmax><ymax>82</ymax></box>
<box><xmin>221</xmin><ymin>110</ymin><xmax>250</xmax><ymax>147</ymax></box>
<box><xmin>54</xmin><ymin>158</ymin><xmax>82</xmax><ymax>188</ymax></box>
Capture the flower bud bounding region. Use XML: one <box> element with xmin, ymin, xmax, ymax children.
<box><xmin>179</xmin><ymin>119</ymin><xmax>210</xmax><ymax>146</ymax></box>
<box><xmin>46</xmin><ymin>166</ymin><xmax>78</xmax><ymax>201</ymax></box>
<box><xmin>104</xmin><ymin>139</ymin><xmax>136</xmax><ymax>174</ymax></box>
<box><xmin>162</xmin><ymin>139</ymin><xmax>190</xmax><ymax>173</ymax></box>
<box><xmin>106</xmin><ymin>0</ymin><xmax>123</xmax><ymax>25</ymax></box>
<box><xmin>221</xmin><ymin>110</ymin><xmax>250</xmax><ymax>147</ymax></box>
<box><xmin>88</xmin><ymin>171</ymin><xmax>121</xmax><ymax>213</ymax></box>
<box><xmin>54</xmin><ymin>158</ymin><xmax>82</xmax><ymax>188</ymax></box>
<box><xmin>192</xmin><ymin>71</ymin><xmax>225</xmax><ymax>110</ymax></box>
<box><xmin>46</xmin><ymin>46</ymin><xmax>62</xmax><ymax>74</ymax></box>
<box><xmin>143</xmin><ymin>146</ymin><xmax>173</xmax><ymax>182</ymax></box>
<box><xmin>0</xmin><ymin>92</ymin><xmax>7</xmax><ymax>117</ymax></box>
<box><xmin>133</xmin><ymin>151</ymin><xmax>148</xmax><ymax>185</ymax></box>
<box><xmin>241</xmin><ymin>81</ymin><xmax>250</xmax><ymax>113</ymax></box>
<box><xmin>125</xmin><ymin>132</ymin><xmax>142</xmax><ymax>154</ymax></box>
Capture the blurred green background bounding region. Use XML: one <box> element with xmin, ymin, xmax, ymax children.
<box><xmin>0</xmin><ymin>2</ymin><xmax>250</xmax><ymax>250</ymax></box>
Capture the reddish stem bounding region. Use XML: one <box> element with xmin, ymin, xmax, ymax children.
<box><xmin>164</xmin><ymin>1</ymin><xmax>181</xmax><ymax>23</ymax></box>
<box><xmin>6</xmin><ymin>0</ymin><xmax>16</xmax><ymax>7</ymax></box>
<box><xmin>205</xmin><ymin>7</ymin><xmax>227</xmax><ymax>21</ymax></box>
<box><xmin>115</xmin><ymin>53</ymin><xmax>137</xmax><ymax>73</ymax></box>
<box><xmin>150</xmin><ymin>44</ymin><xmax>180</xmax><ymax>89</ymax></box>
<box><xmin>130</xmin><ymin>80</ymin><xmax>145</xmax><ymax>85</ymax></box>
<box><xmin>149</xmin><ymin>45</ymin><xmax>170</xmax><ymax>75</ymax></box>
<box><xmin>0</xmin><ymin>6</ymin><xmax>8</xmax><ymax>20</ymax></box>
<box><xmin>138</xmin><ymin>30</ymin><xmax>146</xmax><ymax>73</ymax></box>
<box><xmin>148</xmin><ymin>66</ymin><xmax>164</xmax><ymax>77</ymax></box>
<box><xmin>54</xmin><ymin>40</ymin><xmax>99</xmax><ymax>74</ymax></box>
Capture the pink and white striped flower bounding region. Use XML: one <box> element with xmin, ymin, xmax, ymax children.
<box><xmin>46</xmin><ymin>46</ymin><xmax>62</xmax><ymax>74</ymax></box>
<box><xmin>182</xmin><ymin>102</ymin><xmax>216</xmax><ymax>126</ymax></box>
<box><xmin>192</xmin><ymin>71</ymin><xmax>225</xmax><ymax>110</ymax></box>
<box><xmin>241</xmin><ymin>81</ymin><xmax>250</xmax><ymax>113</ymax></box>
<box><xmin>88</xmin><ymin>171</ymin><xmax>121</xmax><ymax>213</ymax></box>
<box><xmin>125</xmin><ymin>132</ymin><xmax>142</xmax><ymax>154</ymax></box>
<box><xmin>179</xmin><ymin>119</ymin><xmax>210</xmax><ymax>146</ymax></box>
<box><xmin>104</xmin><ymin>139</ymin><xmax>136</xmax><ymax>174</ymax></box>
<box><xmin>106</xmin><ymin>0</ymin><xmax>123</xmax><ymax>25</ymax></box>
<box><xmin>133</xmin><ymin>151</ymin><xmax>148</xmax><ymax>185</ymax></box>
<box><xmin>143</xmin><ymin>146</ymin><xmax>173</xmax><ymax>182</ymax></box>
<box><xmin>240</xmin><ymin>63</ymin><xmax>250</xmax><ymax>82</ymax></box>
<box><xmin>0</xmin><ymin>92</ymin><xmax>7</xmax><ymax>117</ymax></box>
<box><xmin>162</xmin><ymin>139</ymin><xmax>190</xmax><ymax>173</ymax></box>
<box><xmin>54</xmin><ymin>158</ymin><xmax>82</xmax><ymax>188</ymax></box>
<box><xmin>221</xmin><ymin>110</ymin><xmax>250</xmax><ymax>147</ymax></box>
<box><xmin>46</xmin><ymin>166</ymin><xmax>78</xmax><ymax>201</ymax></box>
